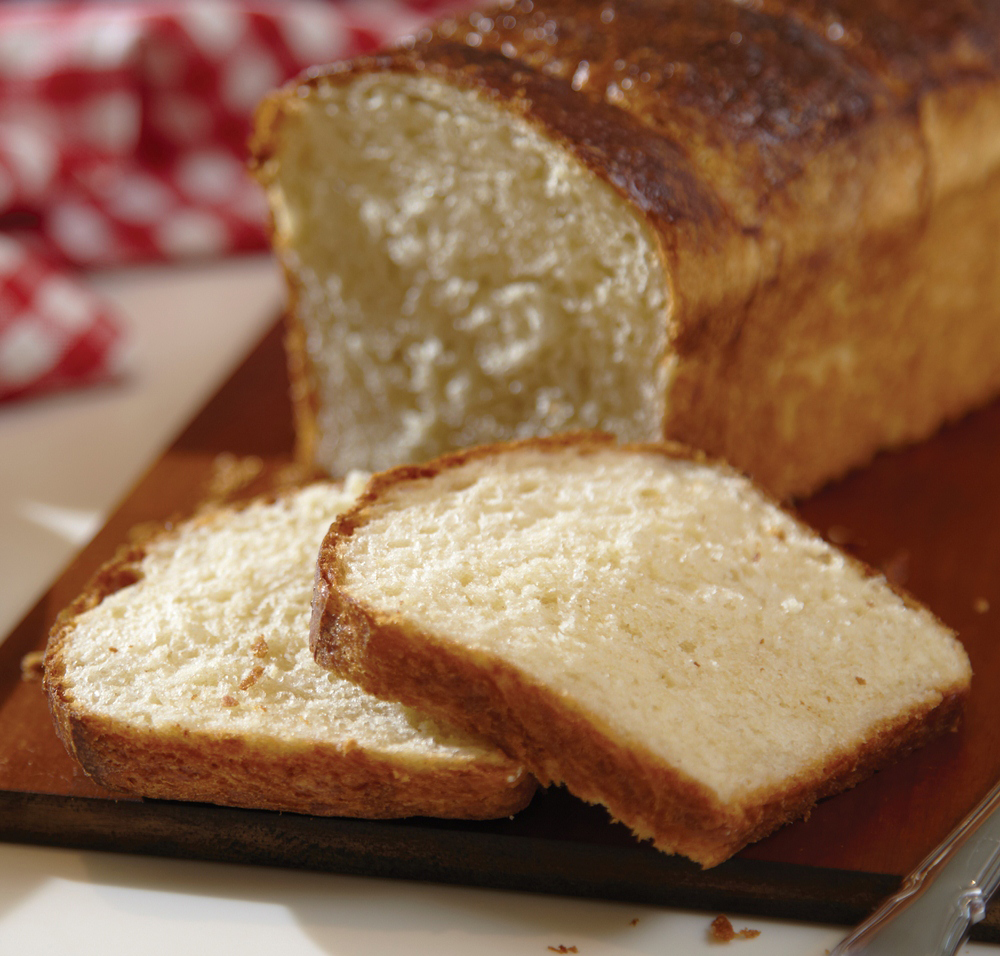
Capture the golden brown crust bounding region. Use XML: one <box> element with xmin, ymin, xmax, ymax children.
<box><xmin>321</xmin><ymin>431</ymin><xmax>706</xmax><ymax>511</ymax></box>
<box><xmin>311</xmin><ymin>433</ymin><xmax>970</xmax><ymax>865</ymax></box>
<box><xmin>48</xmin><ymin>707</ymin><xmax>534</xmax><ymax>820</ymax></box>
<box><xmin>404</xmin><ymin>0</ymin><xmax>1000</xmax><ymax>247</ymax></box>
<box><xmin>248</xmin><ymin>103</ymin><xmax>322</xmax><ymax>474</ymax></box>
<box><xmin>44</xmin><ymin>486</ymin><xmax>536</xmax><ymax>821</ymax></box>
<box><xmin>251</xmin><ymin>0</ymin><xmax>1000</xmax><ymax>498</ymax></box>
<box><xmin>281</xmin><ymin>291</ymin><xmax>322</xmax><ymax>471</ymax></box>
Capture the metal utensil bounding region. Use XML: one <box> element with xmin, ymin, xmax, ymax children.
<box><xmin>829</xmin><ymin>777</ymin><xmax>1000</xmax><ymax>955</ymax></box>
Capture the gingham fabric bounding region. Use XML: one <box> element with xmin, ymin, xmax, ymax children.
<box><xmin>0</xmin><ymin>235</ymin><xmax>125</xmax><ymax>402</ymax></box>
<box><xmin>0</xmin><ymin>0</ymin><xmax>474</xmax><ymax>403</ymax></box>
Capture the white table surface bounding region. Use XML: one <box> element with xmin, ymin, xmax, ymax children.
<box><xmin>0</xmin><ymin>256</ymin><xmax>992</xmax><ymax>955</ymax></box>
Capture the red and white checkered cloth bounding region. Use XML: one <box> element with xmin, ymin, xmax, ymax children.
<box><xmin>0</xmin><ymin>0</ymin><xmax>475</xmax><ymax>403</ymax></box>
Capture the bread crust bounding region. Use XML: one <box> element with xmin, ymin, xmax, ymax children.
<box><xmin>44</xmin><ymin>487</ymin><xmax>536</xmax><ymax>821</ymax></box>
<box><xmin>311</xmin><ymin>433</ymin><xmax>971</xmax><ymax>865</ymax></box>
<box><xmin>251</xmin><ymin>0</ymin><xmax>1000</xmax><ymax>497</ymax></box>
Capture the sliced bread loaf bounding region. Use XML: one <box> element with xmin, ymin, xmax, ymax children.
<box><xmin>251</xmin><ymin>0</ymin><xmax>1000</xmax><ymax>498</ymax></box>
<box><xmin>311</xmin><ymin>435</ymin><xmax>972</xmax><ymax>864</ymax></box>
<box><xmin>44</xmin><ymin>477</ymin><xmax>535</xmax><ymax>820</ymax></box>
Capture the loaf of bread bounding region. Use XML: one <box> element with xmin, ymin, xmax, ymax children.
<box><xmin>311</xmin><ymin>435</ymin><xmax>971</xmax><ymax>865</ymax></box>
<box><xmin>44</xmin><ymin>478</ymin><xmax>535</xmax><ymax>819</ymax></box>
<box><xmin>251</xmin><ymin>0</ymin><xmax>1000</xmax><ymax>499</ymax></box>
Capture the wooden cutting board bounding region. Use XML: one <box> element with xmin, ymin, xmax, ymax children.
<box><xmin>2</xmin><ymin>316</ymin><xmax>999</xmax><ymax>939</ymax></box>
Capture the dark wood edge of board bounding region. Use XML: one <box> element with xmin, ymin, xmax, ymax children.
<box><xmin>2</xmin><ymin>789</ymin><xmax>998</xmax><ymax>943</ymax></box>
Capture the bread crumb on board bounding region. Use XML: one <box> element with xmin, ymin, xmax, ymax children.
<box><xmin>709</xmin><ymin>915</ymin><xmax>761</xmax><ymax>942</ymax></box>
<box><xmin>547</xmin><ymin>946</ymin><xmax>578</xmax><ymax>953</ymax></box>
<box><xmin>879</xmin><ymin>548</ymin><xmax>910</xmax><ymax>587</ymax></box>
<box><xmin>974</xmin><ymin>597</ymin><xmax>990</xmax><ymax>614</ymax></box>
<box><xmin>825</xmin><ymin>525</ymin><xmax>856</xmax><ymax>547</ymax></box>
<box><xmin>205</xmin><ymin>453</ymin><xmax>264</xmax><ymax>502</ymax></box>
<box><xmin>20</xmin><ymin>651</ymin><xmax>45</xmax><ymax>681</ymax></box>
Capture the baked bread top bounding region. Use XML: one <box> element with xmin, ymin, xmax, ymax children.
<box><xmin>312</xmin><ymin>434</ymin><xmax>972</xmax><ymax>863</ymax></box>
<box><xmin>255</xmin><ymin>0</ymin><xmax>1000</xmax><ymax>315</ymax></box>
<box><xmin>45</xmin><ymin>478</ymin><xmax>535</xmax><ymax>820</ymax></box>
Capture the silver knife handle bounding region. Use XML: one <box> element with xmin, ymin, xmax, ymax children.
<box><xmin>830</xmin><ymin>777</ymin><xmax>1000</xmax><ymax>956</ymax></box>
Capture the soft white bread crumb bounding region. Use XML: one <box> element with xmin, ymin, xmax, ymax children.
<box><xmin>261</xmin><ymin>73</ymin><xmax>670</xmax><ymax>476</ymax></box>
<box><xmin>312</xmin><ymin>436</ymin><xmax>971</xmax><ymax>863</ymax></box>
<box><xmin>45</xmin><ymin>478</ymin><xmax>535</xmax><ymax>819</ymax></box>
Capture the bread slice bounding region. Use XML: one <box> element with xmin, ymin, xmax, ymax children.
<box><xmin>251</xmin><ymin>0</ymin><xmax>1000</xmax><ymax>498</ymax></box>
<box><xmin>311</xmin><ymin>435</ymin><xmax>972</xmax><ymax>865</ymax></box>
<box><xmin>44</xmin><ymin>477</ymin><xmax>535</xmax><ymax>820</ymax></box>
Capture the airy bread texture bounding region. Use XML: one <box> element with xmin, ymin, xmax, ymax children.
<box><xmin>44</xmin><ymin>478</ymin><xmax>535</xmax><ymax>819</ymax></box>
<box><xmin>312</xmin><ymin>436</ymin><xmax>972</xmax><ymax>865</ymax></box>
<box><xmin>252</xmin><ymin>0</ymin><xmax>1000</xmax><ymax>498</ymax></box>
<box><xmin>257</xmin><ymin>71</ymin><xmax>670</xmax><ymax>474</ymax></box>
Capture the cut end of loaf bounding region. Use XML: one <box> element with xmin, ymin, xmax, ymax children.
<box><xmin>255</xmin><ymin>70</ymin><xmax>672</xmax><ymax>476</ymax></box>
<box><xmin>314</xmin><ymin>434</ymin><xmax>971</xmax><ymax>864</ymax></box>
